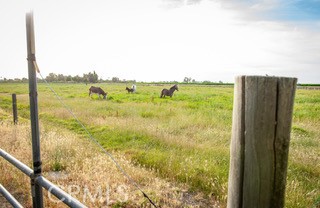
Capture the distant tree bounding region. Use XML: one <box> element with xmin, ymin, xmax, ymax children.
<box><xmin>112</xmin><ymin>77</ymin><xmax>120</xmax><ymax>82</ymax></box>
<box><xmin>89</xmin><ymin>72</ymin><xmax>94</xmax><ymax>83</ymax></box>
<box><xmin>73</xmin><ymin>75</ymin><xmax>81</xmax><ymax>83</ymax></box>
<box><xmin>183</xmin><ymin>77</ymin><xmax>192</xmax><ymax>83</ymax></box>
<box><xmin>46</xmin><ymin>73</ymin><xmax>57</xmax><ymax>82</ymax></box>
<box><xmin>82</xmin><ymin>73</ymin><xmax>89</xmax><ymax>83</ymax></box>
<box><xmin>88</xmin><ymin>71</ymin><xmax>98</xmax><ymax>83</ymax></box>
<box><xmin>202</xmin><ymin>80</ymin><xmax>212</xmax><ymax>85</ymax></box>
<box><xmin>35</xmin><ymin>71</ymin><xmax>101</xmax><ymax>83</ymax></box>
<box><xmin>82</xmin><ymin>71</ymin><xmax>98</xmax><ymax>83</ymax></box>
<box><xmin>93</xmin><ymin>71</ymin><xmax>98</xmax><ymax>83</ymax></box>
<box><xmin>66</xmin><ymin>75</ymin><xmax>73</xmax><ymax>82</ymax></box>
<box><xmin>57</xmin><ymin>74</ymin><xmax>66</xmax><ymax>82</ymax></box>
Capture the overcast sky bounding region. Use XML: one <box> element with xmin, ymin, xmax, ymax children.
<box><xmin>1</xmin><ymin>0</ymin><xmax>320</xmax><ymax>83</ymax></box>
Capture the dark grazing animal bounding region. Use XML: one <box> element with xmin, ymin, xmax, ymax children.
<box><xmin>89</xmin><ymin>86</ymin><xmax>107</xmax><ymax>99</ymax></box>
<box><xmin>125</xmin><ymin>87</ymin><xmax>134</xmax><ymax>93</ymax></box>
<box><xmin>160</xmin><ymin>84</ymin><xmax>178</xmax><ymax>98</ymax></box>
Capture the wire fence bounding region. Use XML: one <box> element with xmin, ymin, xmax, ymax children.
<box><xmin>38</xmin><ymin>72</ymin><xmax>157</xmax><ymax>207</ymax></box>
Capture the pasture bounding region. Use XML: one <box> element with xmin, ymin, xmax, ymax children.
<box><xmin>0</xmin><ymin>82</ymin><xmax>319</xmax><ymax>207</ymax></box>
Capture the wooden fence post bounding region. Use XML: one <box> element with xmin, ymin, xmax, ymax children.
<box><xmin>227</xmin><ymin>76</ymin><xmax>297</xmax><ymax>208</ymax></box>
<box><xmin>12</xmin><ymin>94</ymin><xmax>18</xmax><ymax>125</ymax></box>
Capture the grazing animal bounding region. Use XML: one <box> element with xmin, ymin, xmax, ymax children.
<box><xmin>132</xmin><ymin>84</ymin><xmax>136</xmax><ymax>93</ymax></box>
<box><xmin>160</xmin><ymin>84</ymin><xmax>179</xmax><ymax>98</ymax></box>
<box><xmin>126</xmin><ymin>84</ymin><xmax>137</xmax><ymax>93</ymax></box>
<box><xmin>125</xmin><ymin>87</ymin><xmax>134</xmax><ymax>93</ymax></box>
<box><xmin>89</xmin><ymin>86</ymin><xmax>107</xmax><ymax>99</ymax></box>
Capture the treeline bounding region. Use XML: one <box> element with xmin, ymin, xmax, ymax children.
<box><xmin>2</xmin><ymin>73</ymin><xmax>319</xmax><ymax>86</ymax></box>
<box><xmin>0</xmin><ymin>72</ymin><xmax>229</xmax><ymax>85</ymax></box>
<box><xmin>45</xmin><ymin>71</ymin><xmax>99</xmax><ymax>83</ymax></box>
<box><xmin>0</xmin><ymin>71</ymin><xmax>135</xmax><ymax>84</ymax></box>
<box><xmin>298</xmin><ymin>83</ymin><xmax>320</xmax><ymax>86</ymax></box>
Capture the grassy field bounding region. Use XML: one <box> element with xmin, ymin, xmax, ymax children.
<box><xmin>0</xmin><ymin>82</ymin><xmax>319</xmax><ymax>207</ymax></box>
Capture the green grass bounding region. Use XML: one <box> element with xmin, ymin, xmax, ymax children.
<box><xmin>0</xmin><ymin>82</ymin><xmax>319</xmax><ymax>207</ymax></box>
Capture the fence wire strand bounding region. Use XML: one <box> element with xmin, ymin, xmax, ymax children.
<box><xmin>37</xmin><ymin>71</ymin><xmax>158</xmax><ymax>208</ymax></box>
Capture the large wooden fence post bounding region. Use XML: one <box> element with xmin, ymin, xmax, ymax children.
<box><xmin>227</xmin><ymin>76</ymin><xmax>297</xmax><ymax>208</ymax></box>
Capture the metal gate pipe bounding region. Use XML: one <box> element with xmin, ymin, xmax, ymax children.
<box><xmin>0</xmin><ymin>184</ymin><xmax>24</xmax><ymax>208</ymax></box>
<box><xmin>35</xmin><ymin>176</ymin><xmax>87</xmax><ymax>208</ymax></box>
<box><xmin>0</xmin><ymin>148</ymin><xmax>33</xmax><ymax>177</ymax></box>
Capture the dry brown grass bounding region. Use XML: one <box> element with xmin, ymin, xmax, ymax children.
<box><xmin>0</xmin><ymin>112</ymin><xmax>218</xmax><ymax>207</ymax></box>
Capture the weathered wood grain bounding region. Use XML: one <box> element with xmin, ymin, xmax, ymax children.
<box><xmin>227</xmin><ymin>76</ymin><xmax>297</xmax><ymax>208</ymax></box>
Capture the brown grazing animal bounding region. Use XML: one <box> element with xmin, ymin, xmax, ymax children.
<box><xmin>125</xmin><ymin>87</ymin><xmax>134</xmax><ymax>93</ymax></box>
<box><xmin>89</xmin><ymin>86</ymin><xmax>107</xmax><ymax>99</ymax></box>
<box><xmin>160</xmin><ymin>84</ymin><xmax>178</xmax><ymax>98</ymax></box>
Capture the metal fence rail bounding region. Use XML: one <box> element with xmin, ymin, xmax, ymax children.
<box><xmin>0</xmin><ymin>184</ymin><xmax>23</xmax><ymax>208</ymax></box>
<box><xmin>0</xmin><ymin>148</ymin><xmax>33</xmax><ymax>177</ymax></box>
<box><xmin>36</xmin><ymin>176</ymin><xmax>85</xmax><ymax>207</ymax></box>
<box><xmin>0</xmin><ymin>148</ymin><xmax>87</xmax><ymax>208</ymax></box>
